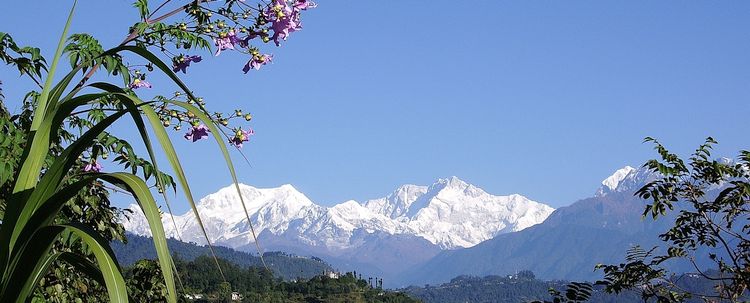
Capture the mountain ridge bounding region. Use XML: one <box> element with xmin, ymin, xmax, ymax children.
<box><xmin>122</xmin><ymin>176</ymin><xmax>554</xmax><ymax>251</ymax></box>
<box><xmin>121</xmin><ymin>176</ymin><xmax>555</xmax><ymax>285</ymax></box>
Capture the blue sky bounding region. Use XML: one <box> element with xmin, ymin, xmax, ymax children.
<box><xmin>2</xmin><ymin>1</ymin><xmax>750</xmax><ymax>209</ymax></box>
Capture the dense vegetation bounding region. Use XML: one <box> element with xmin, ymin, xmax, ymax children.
<box><xmin>405</xmin><ymin>271</ymin><xmax>724</xmax><ymax>303</ymax></box>
<box><xmin>126</xmin><ymin>256</ymin><xmax>420</xmax><ymax>303</ymax></box>
<box><xmin>114</xmin><ymin>233</ymin><xmax>334</xmax><ymax>280</ymax></box>
<box><xmin>0</xmin><ymin>0</ymin><xmax>316</xmax><ymax>301</ymax></box>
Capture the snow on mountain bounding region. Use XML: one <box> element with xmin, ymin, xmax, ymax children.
<box><xmin>364</xmin><ymin>184</ymin><xmax>428</xmax><ymax>219</ymax></box>
<box><xmin>399</xmin><ymin>177</ymin><xmax>555</xmax><ymax>248</ymax></box>
<box><xmin>121</xmin><ymin>177</ymin><xmax>555</xmax><ymax>252</ymax></box>
<box><xmin>595</xmin><ymin>165</ymin><xmax>658</xmax><ymax>197</ymax></box>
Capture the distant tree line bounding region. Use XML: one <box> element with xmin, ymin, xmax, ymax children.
<box><xmin>404</xmin><ymin>270</ymin><xmax>724</xmax><ymax>303</ymax></box>
<box><xmin>113</xmin><ymin>233</ymin><xmax>334</xmax><ymax>280</ymax></box>
<box><xmin>126</xmin><ymin>255</ymin><xmax>420</xmax><ymax>303</ymax></box>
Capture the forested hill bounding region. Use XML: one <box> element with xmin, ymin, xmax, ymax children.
<box><xmin>113</xmin><ymin>232</ymin><xmax>334</xmax><ymax>280</ymax></box>
<box><xmin>403</xmin><ymin>272</ymin><xmax>720</xmax><ymax>303</ymax></box>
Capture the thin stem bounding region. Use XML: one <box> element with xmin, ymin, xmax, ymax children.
<box><xmin>149</xmin><ymin>0</ymin><xmax>173</xmax><ymax>19</ymax></box>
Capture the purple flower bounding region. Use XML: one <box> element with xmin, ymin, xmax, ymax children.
<box><xmin>243</xmin><ymin>54</ymin><xmax>273</xmax><ymax>73</ymax></box>
<box><xmin>229</xmin><ymin>128</ymin><xmax>255</xmax><ymax>148</ymax></box>
<box><xmin>83</xmin><ymin>161</ymin><xmax>102</xmax><ymax>172</ymax></box>
<box><xmin>129</xmin><ymin>79</ymin><xmax>152</xmax><ymax>89</ymax></box>
<box><xmin>266</xmin><ymin>0</ymin><xmax>303</xmax><ymax>46</ymax></box>
<box><xmin>172</xmin><ymin>55</ymin><xmax>203</xmax><ymax>73</ymax></box>
<box><xmin>184</xmin><ymin>124</ymin><xmax>210</xmax><ymax>142</ymax></box>
<box><xmin>214</xmin><ymin>30</ymin><xmax>241</xmax><ymax>56</ymax></box>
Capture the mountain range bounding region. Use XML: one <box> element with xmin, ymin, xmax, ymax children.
<box><xmin>122</xmin><ymin>176</ymin><xmax>555</xmax><ymax>284</ymax></box>
<box><xmin>123</xmin><ymin>166</ymin><xmax>712</xmax><ymax>288</ymax></box>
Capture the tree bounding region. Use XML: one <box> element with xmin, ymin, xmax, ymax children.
<box><xmin>0</xmin><ymin>0</ymin><xmax>315</xmax><ymax>301</ymax></box>
<box><xmin>596</xmin><ymin>137</ymin><xmax>750</xmax><ymax>302</ymax></box>
<box><xmin>537</xmin><ymin>138</ymin><xmax>750</xmax><ymax>303</ymax></box>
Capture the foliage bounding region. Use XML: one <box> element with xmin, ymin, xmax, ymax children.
<box><xmin>156</xmin><ymin>256</ymin><xmax>420</xmax><ymax>303</ymax></box>
<box><xmin>538</xmin><ymin>138</ymin><xmax>750</xmax><ymax>303</ymax></box>
<box><xmin>407</xmin><ymin>274</ymin><xmax>639</xmax><ymax>303</ymax></box>
<box><xmin>125</xmin><ymin>260</ymin><xmax>170</xmax><ymax>302</ymax></box>
<box><xmin>0</xmin><ymin>0</ymin><xmax>315</xmax><ymax>301</ymax></box>
<box><xmin>593</xmin><ymin>138</ymin><xmax>750</xmax><ymax>302</ymax></box>
<box><xmin>406</xmin><ymin>272</ymin><xmax>722</xmax><ymax>303</ymax></box>
<box><xmin>112</xmin><ymin>233</ymin><xmax>335</xmax><ymax>281</ymax></box>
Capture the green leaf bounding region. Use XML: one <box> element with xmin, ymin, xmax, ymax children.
<box><xmin>168</xmin><ymin>100</ymin><xmax>268</xmax><ymax>269</ymax></box>
<box><xmin>31</xmin><ymin>0</ymin><xmax>76</xmax><ymax>131</ymax></box>
<box><xmin>100</xmin><ymin>173</ymin><xmax>176</xmax><ymax>303</ymax></box>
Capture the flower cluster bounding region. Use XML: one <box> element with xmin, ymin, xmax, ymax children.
<box><xmin>202</xmin><ymin>0</ymin><xmax>315</xmax><ymax>72</ymax></box>
<box><xmin>229</xmin><ymin>128</ymin><xmax>255</xmax><ymax>148</ymax></box>
<box><xmin>83</xmin><ymin>161</ymin><xmax>103</xmax><ymax>172</ymax></box>
<box><xmin>172</xmin><ymin>55</ymin><xmax>203</xmax><ymax>73</ymax></box>
<box><xmin>130</xmin><ymin>78</ymin><xmax>151</xmax><ymax>89</ymax></box>
<box><xmin>243</xmin><ymin>52</ymin><xmax>272</xmax><ymax>73</ymax></box>
<box><xmin>184</xmin><ymin>123</ymin><xmax>210</xmax><ymax>142</ymax></box>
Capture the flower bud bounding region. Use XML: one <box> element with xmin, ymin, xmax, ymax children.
<box><xmin>235</xmin><ymin>109</ymin><xmax>242</xmax><ymax>116</ymax></box>
<box><xmin>163</xmin><ymin>120</ymin><xmax>171</xmax><ymax>127</ymax></box>
<box><xmin>221</xmin><ymin>119</ymin><xmax>229</xmax><ymax>126</ymax></box>
<box><xmin>244</xmin><ymin>114</ymin><xmax>253</xmax><ymax>121</ymax></box>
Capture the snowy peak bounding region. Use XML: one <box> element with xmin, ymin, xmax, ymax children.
<box><xmin>430</xmin><ymin>176</ymin><xmax>486</xmax><ymax>199</ymax></box>
<box><xmin>122</xmin><ymin>177</ymin><xmax>555</xmax><ymax>252</ymax></box>
<box><xmin>199</xmin><ymin>183</ymin><xmax>313</xmax><ymax>221</ymax></box>
<box><xmin>364</xmin><ymin>184</ymin><xmax>428</xmax><ymax>219</ymax></box>
<box><xmin>599</xmin><ymin>166</ymin><xmax>635</xmax><ymax>193</ymax></box>
<box><xmin>595</xmin><ymin>165</ymin><xmax>657</xmax><ymax>197</ymax></box>
<box><xmin>402</xmin><ymin>177</ymin><xmax>555</xmax><ymax>248</ymax></box>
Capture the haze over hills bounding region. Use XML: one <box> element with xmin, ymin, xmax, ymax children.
<box><xmin>122</xmin><ymin>176</ymin><xmax>555</xmax><ymax>283</ymax></box>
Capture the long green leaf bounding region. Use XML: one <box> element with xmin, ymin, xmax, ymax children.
<box><xmin>2</xmin><ymin>223</ymin><xmax>127</xmax><ymax>303</ymax></box>
<box><xmin>1</xmin><ymin>92</ymin><xmax>108</xmax><ymax>273</ymax></box>
<box><xmin>63</xmin><ymin>223</ymin><xmax>129</xmax><ymax>303</ymax></box>
<box><xmin>99</xmin><ymin>173</ymin><xmax>176</xmax><ymax>303</ymax></box>
<box><xmin>110</xmin><ymin>45</ymin><xmax>267</xmax><ymax>267</ymax></box>
<box><xmin>0</xmin><ymin>225</ymin><xmax>60</xmax><ymax>301</ymax></box>
<box><xmin>89</xmin><ymin>81</ymin><xmax>227</xmax><ymax>282</ymax></box>
<box><xmin>167</xmin><ymin>100</ymin><xmax>268</xmax><ymax>269</ymax></box>
<box><xmin>4</xmin><ymin>109</ymin><xmax>130</xmax><ymax>253</ymax></box>
<box><xmin>30</xmin><ymin>0</ymin><xmax>76</xmax><ymax>131</ymax></box>
<box><xmin>0</xmin><ymin>108</ymin><xmax>131</xmax><ymax>281</ymax></box>
<box><xmin>9</xmin><ymin>176</ymin><xmax>98</xmax><ymax>261</ymax></box>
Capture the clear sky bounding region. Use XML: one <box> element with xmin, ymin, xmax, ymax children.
<box><xmin>2</xmin><ymin>1</ymin><xmax>750</xmax><ymax>210</ymax></box>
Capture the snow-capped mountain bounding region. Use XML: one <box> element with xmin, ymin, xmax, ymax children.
<box><xmin>595</xmin><ymin>165</ymin><xmax>658</xmax><ymax>197</ymax></box>
<box><xmin>122</xmin><ymin>177</ymin><xmax>554</xmax><ymax>252</ymax></box>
